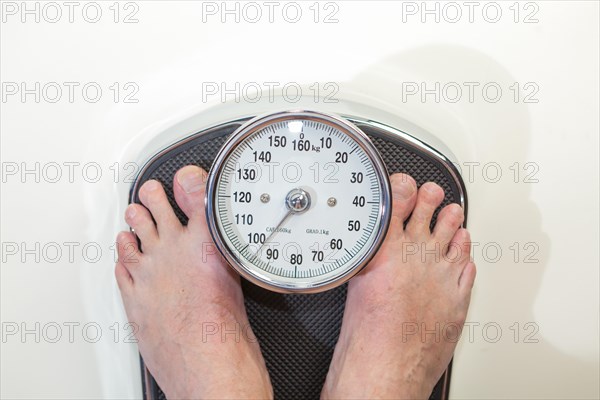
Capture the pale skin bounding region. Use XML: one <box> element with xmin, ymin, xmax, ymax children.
<box><xmin>115</xmin><ymin>165</ymin><xmax>476</xmax><ymax>399</ymax></box>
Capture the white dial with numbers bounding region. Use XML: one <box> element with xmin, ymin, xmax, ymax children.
<box><xmin>206</xmin><ymin>110</ymin><xmax>391</xmax><ymax>293</ymax></box>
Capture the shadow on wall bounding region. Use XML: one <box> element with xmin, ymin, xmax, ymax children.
<box><xmin>349</xmin><ymin>45</ymin><xmax>596</xmax><ymax>398</ymax></box>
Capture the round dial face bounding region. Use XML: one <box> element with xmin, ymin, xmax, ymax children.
<box><xmin>206</xmin><ymin>110</ymin><xmax>391</xmax><ymax>293</ymax></box>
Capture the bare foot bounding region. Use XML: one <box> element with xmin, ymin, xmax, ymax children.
<box><xmin>115</xmin><ymin>166</ymin><xmax>272</xmax><ymax>399</ymax></box>
<box><xmin>322</xmin><ymin>174</ymin><xmax>476</xmax><ymax>399</ymax></box>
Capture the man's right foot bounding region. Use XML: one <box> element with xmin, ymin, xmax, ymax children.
<box><xmin>322</xmin><ymin>174</ymin><xmax>476</xmax><ymax>399</ymax></box>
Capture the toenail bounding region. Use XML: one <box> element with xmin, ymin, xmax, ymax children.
<box><xmin>144</xmin><ymin>180</ymin><xmax>160</xmax><ymax>191</ymax></box>
<box><xmin>177</xmin><ymin>168</ymin><xmax>204</xmax><ymax>193</ymax></box>
<box><xmin>450</xmin><ymin>204</ymin><xmax>463</xmax><ymax>216</ymax></box>
<box><xmin>117</xmin><ymin>231</ymin><xmax>129</xmax><ymax>243</ymax></box>
<box><xmin>391</xmin><ymin>178</ymin><xmax>416</xmax><ymax>200</ymax></box>
<box><xmin>423</xmin><ymin>183</ymin><xmax>441</xmax><ymax>194</ymax></box>
<box><xmin>125</xmin><ymin>205</ymin><xmax>136</xmax><ymax>219</ymax></box>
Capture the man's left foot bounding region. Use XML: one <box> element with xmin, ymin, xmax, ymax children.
<box><xmin>115</xmin><ymin>165</ymin><xmax>273</xmax><ymax>399</ymax></box>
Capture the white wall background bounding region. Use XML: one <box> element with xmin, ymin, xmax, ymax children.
<box><xmin>1</xmin><ymin>1</ymin><xmax>598</xmax><ymax>399</ymax></box>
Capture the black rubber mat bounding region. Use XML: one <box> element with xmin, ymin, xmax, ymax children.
<box><xmin>131</xmin><ymin>119</ymin><xmax>466</xmax><ymax>400</ymax></box>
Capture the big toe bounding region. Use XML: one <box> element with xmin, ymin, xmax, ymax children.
<box><xmin>387</xmin><ymin>174</ymin><xmax>417</xmax><ymax>239</ymax></box>
<box><xmin>173</xmin><ymin>165</ymin><xmax>209</xmax><ymax>229</ymax></box>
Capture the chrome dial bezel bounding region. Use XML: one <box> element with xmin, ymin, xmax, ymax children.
<box><xmin>205</xmin><ymin>110</ymin><xmax>392</xmax><ymax>293</ymax></box>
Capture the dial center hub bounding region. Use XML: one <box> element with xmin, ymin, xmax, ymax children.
<box><xmin>285</xmin><ymin>188</ymin><xmax>311</xmax><ymax>213</ymax></box>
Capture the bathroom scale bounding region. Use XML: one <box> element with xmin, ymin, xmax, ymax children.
<box><xmin>129</xmin><ymin>106</ymin><xmax>467</xmax><ymax>399</ymax></box>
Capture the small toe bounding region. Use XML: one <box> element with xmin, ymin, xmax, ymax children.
<box><xmin>173</xmin><ymin>166</ymin><xmax>209</xmax><ymax>231</ymax></box>
<box><xmin>458</xmin><ymin>262</ymin><xmax>477</xmax><ymax>294</ymax></box>
<box><xmin>406</xmin><ymin>182</ymin><xmax>445</xmax><ymax>236</ymax></box>
<box><xmin>446</xmin><ymin>228</ymin><xmax>472</xmax><ymax>265</ymax></box>
<box><xmin>124</xmin><ymin>204</ymin><xmax>158</xmax><ymax>247</ymax></box>
<box><xmin>432</xmin><ymin>203</ymin><xmax>465</xmax><ymax>250</ymax></box>
<box><xmin>138</xmin><ymin>180</ymin><xmax>182</xmax><ymax>236</ymax></box>
<box><xmin>115</xmin><ymin>260</ymin><xmax>133</xmax><ymax>293</ymax></box>
<box><xmin>116</xmin><ymin>231</ymin><xmax>142</xmax><ymax>282</ymax></box>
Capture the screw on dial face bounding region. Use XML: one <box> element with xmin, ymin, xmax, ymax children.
<box><xmin>206</xmin><ymin>111</ymin><xmax>391</xmax><ymax>293</ymax></box>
